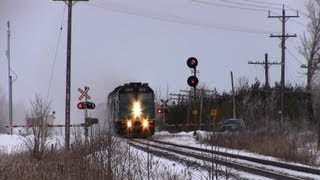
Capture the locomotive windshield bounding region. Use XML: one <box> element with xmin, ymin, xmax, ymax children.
<box><xmin>119</xmin><ymin>93</ymin><xmax>153</xmax><ymax>101</ymax></box>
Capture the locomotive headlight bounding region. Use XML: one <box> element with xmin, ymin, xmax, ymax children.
<box><xmin>142</xmin><ymin>119</ymin><xmax>149</xmax><ymax>128</ymax></box>
<box><xmin>127</xmin><ymin>120</ymin><xmax>132</xmax><ymax>128</ymax></box>
<box><xmin>132</xmin><ymin>101</ymin><xmax>142</xmax><ymax>119</ymax></box>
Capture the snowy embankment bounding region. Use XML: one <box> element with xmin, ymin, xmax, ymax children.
<box><xmin>0</xmin><ymin>134</ymin><xmax>25</xmax><ymax>153</ymax></box>
<box><xmin>0</xmin><ymin>130</ymin><xmax>65</xmax><ymax>154</ymax></box>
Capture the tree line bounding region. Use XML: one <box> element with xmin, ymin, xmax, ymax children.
<box><xmin>165</xmin><ymin>79</ymin><xmax>319</xmax><ymax>131</ymax></box>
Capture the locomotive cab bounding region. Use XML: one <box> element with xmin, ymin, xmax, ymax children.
<box><xmin>108</xmin><ymin>82</ymin><xmax>155</xmax><ymax>138</ymax></box>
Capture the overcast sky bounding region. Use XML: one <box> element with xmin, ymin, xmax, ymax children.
<box><xmin>0</xmin><ymin>0</ymin><xmax>309</xmax><ymax>124</ymax></box>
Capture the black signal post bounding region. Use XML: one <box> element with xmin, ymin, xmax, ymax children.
<box><xmin>187</xmin><ymin>57</ymin><xmax>198</xmax><ymax>98</ymax></box>
<box><xmin>77</xmin><ymin>101</ymin><xmax>96</xmax><ymax>140</ymax></box>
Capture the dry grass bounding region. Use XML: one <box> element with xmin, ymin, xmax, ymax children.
<box><xmin>201</xmin><ymin>129</ymin><xmax>319</xmax><ymax>166</ymax></box>
<box><xmin>0</xmin><ymin>135</ymin><xmax>113</xmax><ymax>180</ymax></box>
<box><xmin>0</xmin><ymin>131</ymin><xmax>192</xmax><ymax>180</ymax></box>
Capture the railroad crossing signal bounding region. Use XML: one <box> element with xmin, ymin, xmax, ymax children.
<box><xmin>78</xmin><ymin>86</ymin><xmax>91</xmax><ymax>100</ymax></box>
<box><xmin>158</xmin><ymin>99</ymin><xmax>169</xmax><ymax>114</ymax></box>
<box><xmin>77</xmin><ymin>101</ymin><xmax>96</xmax><ymax>109</ymax></box>
<box><xmin>77</xmin><ymin>102</ymin><xmax>85</xmax><ymax>109</ymax></box>
<box><xmin>86</xmin><ymin>102</ymin><xmax>95</xmax><ymax>109</ymax></box>
<box><xmin>156</xmin><ymin>108</ymin><xmax>169</xmax><ymax>114</ymax></box>
<box><xmin>84</xmin><ymin>117</ymin><xmax>99</xmax><ymax>127</ymax></box>
<box><xmin>156</xmin><ymin>108</ymin><xmax>164</xmax><ymax>114</ymax></box>
<box><xmin>161</xmin><ymin>99</ymin><xmax>169</xmax><ymax>106</ymax></box>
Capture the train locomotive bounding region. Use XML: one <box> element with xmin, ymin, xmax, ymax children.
<box><xmin>107</xmin><ymin>82</ymin><xmax>155</xmax><ymax>138</ymax></box>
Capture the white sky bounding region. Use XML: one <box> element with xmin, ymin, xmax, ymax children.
<box><xmin>0</xmin><ymin>0</ymin><xmax>309</xmax><ymax>124</ymax></box>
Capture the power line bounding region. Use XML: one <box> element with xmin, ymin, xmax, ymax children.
<box><xmin>216</xmin><ymin>0</ymin><xmax>283</xmax><ymax>10</ymax></box>
<box><xmin>271</xmin><ymin>11</ymin><xmax>307</xmax><ymax>27</ymax></box>
<box><xmin>243</xmin><ymin>0</ymin><xmax>305</xmax><ymax>19</ymax></box>
<box><xmin>91</xmin><ymin>1</ymin><xmax>270</xmax><ymax>34</ymax></box>
<box><xmin>287</xmin><ymin>48</ymin><xmax>304</xmax><ymax>65</ymax></box>
<box><xmin>192</xmin><ymin>0</ymin><xmax>268</xmax><ymax>12</ymax></box>
<box><xmin>195</xmin><ymin>0</ymin><xmax>307</xmax><ymax>27</ymax></box>
<box><xmin>10</xmin><ymin>69</ymin><xmax>17</xmax><ymax>82</ymax></box>
<box><xmin>1</xmin><ymin>58</ymin><xmax>18</xmax><ymax>82</ymax></box>
<box><xmin>47</xmin><ymin>5</ymin><xmax>66</xmax><ymax>98</ymax></box>
<box><xmin>285</xmin><ymin>5</ymin><xmax>308</xmax><ymax>17</ymax></box>
<box><xmin>240</xmin><ymin>0</ymin><xmax>284</xmax><ymax>6</ymax></box>
<box><xmin>85</xmin><ymin>0</ymin><xmax>275</xmax><ymax>35</ymax></box>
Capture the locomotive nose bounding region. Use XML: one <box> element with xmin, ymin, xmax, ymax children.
<box><xmin>132</xmin><ymin>101</ymin><xmax>142</xmax><ymax>119</ymax></box>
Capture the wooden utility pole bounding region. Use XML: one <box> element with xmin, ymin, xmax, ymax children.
<box><xmin>53</xmin><ymin>0</ymin><xmax>88</xmax><ymax>150</ymax></box>
<box><xmin>230</xmin><ymin>71</ymin><xmax>236</xmax><ymax>119</ymax></box>
<box><xmin>248</xmin><ymin>53</ymin><xmax>281</xmax><ymax>126</ymax></box>
<box><xmin>180</xmin><ymin>90</ymin><xmax>193</xmax><ymax>126</ymax></box>
<box><xmin>199</xmin><ymin>89</ymin><xmax>204</xmax><ymax>130</ymax></box>
<box><xmin>268</xmin><ymin>6</ymin><xmax>299</xmax><ymax>123</ymax></box>
<box><xmin>6</xmin><ymin>21</ymin><xmax>13</xmax><ymax>135</ymax></box>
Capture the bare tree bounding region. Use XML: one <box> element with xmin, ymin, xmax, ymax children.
<box><xmin>299</xmin><ymin>0</ymin><xmax>320</xmax><ymax>126</ymax></box>
<box><xmin>24</xmin><ymin>94</ymin><xmax>52</xmax><ymax>160</ymax></box>
<box><xmin>298</xmin><ymin>0</ymin><xmax>320</xmax><ymax>148</ymax></box>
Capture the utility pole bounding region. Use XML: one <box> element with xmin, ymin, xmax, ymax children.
<box><xmin>230</xmin><ymin>71</ymin><xmax>236</xmax><ymax>118</ymax></box>
<box><xmin>268</xmin><ymin>6</ymin><xmax>299</xmax><ymax>123</ymax></box>
<box><xmin>53</xmin><ymin>0</ymin><xmax>88</xmax><ymax>150</ymax></box>
<box><xmin>199</xmin><ymin>89</ymin><xmax>204</xmax><ymax>130</ymax></box>
<box><xmin>248</xmin><ymin>53</ymin><xmax>281</xmax><ymax>126</ymax></box>
<box><xmin>6</xmin><ymin>21</ymin><xmax>13</xmax><ymax>135</ymax></box>
<box><xmin>180</xmin><ymin>90</ymin><xmax>193</xmax><ymax>129</ymax></box>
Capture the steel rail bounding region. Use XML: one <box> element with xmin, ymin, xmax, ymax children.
<box><xmin>150</xmin><ymin>139</ymin><xmax>320</xmax><ymax>175</ymax></box>
<box><xmin>130</xmin><ymin>139</ymin><xmax>316</xmax><ymax>180</ymax></box>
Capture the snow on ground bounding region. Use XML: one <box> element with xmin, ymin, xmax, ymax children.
<box><xmin>0</xmin><ymin>134</ymin><xmax>25</xmax><ymax>153</ymax></box>
<box><xmin>152</xmin><ymin>131</ymin><xmax>320</xmax><ymax>179</ymax></box>
<box><xmin>151</xmin><ymin>131</ymin><xmax>274</xmax><ymax>179</ymax></box>
<box><xmin>130</xmin><ymin>146</ymin><xmax>208</xmax><ymax>180</ymax></box>
<box><xmin>153</xmin><ymin>131</ymin><xmax>320</xmax><ymax>169</ymax></box>
<box><xmin>0</xmin><ymin>130</ymin><xmax>318</xmax><ymax>179</ymax></box>
<box><xmin>0</xmin><ymin>128</ymin><xmax>74</xmax><ymax>153</ymax></box>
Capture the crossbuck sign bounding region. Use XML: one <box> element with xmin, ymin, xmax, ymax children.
<box><xmin>78</xmin><ymin>86</ymin><xmax>91</xmax><ymax>100</ymax></box>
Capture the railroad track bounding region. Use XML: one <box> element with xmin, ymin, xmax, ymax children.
<box><xmin>128</xmin><ymin>139</ymin><xmax>238</xmax><ymax>180</ymax></box>
<box><xmin>129</xmin><ymin>138</ymin><xmax>320</xmax><ymax>180</ymax></box>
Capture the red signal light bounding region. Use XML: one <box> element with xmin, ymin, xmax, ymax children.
<box><xmin>187</xmin><ymin>76</ymin><xmax>199</xmax><ymax>87</ymax></box>
<box><xmin>77</xmin><ymin>102</ymin><xmax>95</xmax><ymax>110</ymax></box>
<box><xmin>77</xmin><ymin>102</ymin><xmax>85</xmax><ymax>109</ymax></box>
<box><xmin>187</xmin><ymin>57</ymin><xmax>198</xmax><ymax>69</ymax></box>
<box><xmin>156</xmin><ymin>108</ymin><xmax>164</xmax><ymax>114</ymax></box>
